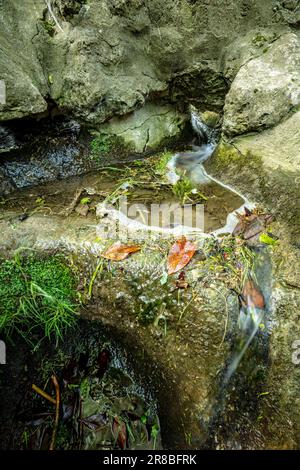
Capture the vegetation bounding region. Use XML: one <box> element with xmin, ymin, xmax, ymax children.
<box><xmin>153</xmin><ymin>150</ymin><xmax>173</xmax><ymax>175</ymax></box>
<box><xmin>89</xmin><ymin>133</ymin><xmax>132</xmax><ymax>164</ymax></box>
<box><xmin>172</xmin><ymin>175</ymin><xmax>207</xmax><ymax>204</ymax></box>
<box><xmin>0</xmin><ymin>254</ymin><xmax>78</xmax><ymax>347</ymax></box>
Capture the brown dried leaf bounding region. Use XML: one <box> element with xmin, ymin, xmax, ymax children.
<box><xmin>242</xmin><ymin>279</ymin><xmax>265</xmax><ymax>309</ymax></box>
<box><xmin>101</xmin><ymin>243</ymin><xmax>141</xmax><ymax>261</ymax></box>
<box><xmin>167</xmin><ymin>236</ymin><xmax>196</xmax><ymax>275</ymax></box>
<box><xmin>112</xmin><ymin>417</ymin><xmax>127</xmax><ymax>450</ymax></box>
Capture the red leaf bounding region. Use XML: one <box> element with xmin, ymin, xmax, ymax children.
<box><xmin>167</xmin><ymin>237</ymin><xmax>196</xmax><ymax>275</ymax></box>
<box><xmin>242</xmin><ymin>279</ymin><xmax>265</xmax><ymax>309</ymax></box>
<box><xmin>101</xmin><ymin>243</ymin><xmax>141</xmax><ymax>261</ymax></box>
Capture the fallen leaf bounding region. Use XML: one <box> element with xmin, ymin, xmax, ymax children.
<box><xmin>167</xmin><ymin>237</ymin><xmax>196</xmax><ymax>275</ymax></box>
<box><xmin>176</xmin><ymin>279</ymin><xmax>189</xmax><ymax>289</ymax></box>
<box><xmin>101</xmin><ymin>243</ymin><xmax>141</xmax><ymax>261</ymax></box>
<box><xmin>233</xmin><ymin>210</ymin><xmax>273</xmax><ymax>246</ymax></box>
<box><xmin>176</xmin><ymin>271</ymin><xmax>189</xmax><ymax>289</ymax></box>
<box><xmin>80</xmin><ymin>413</ymin><xmax>108</xmax><ymax>431</ymax></box>
<box><xmin>242</xmin><ymin>279</ymin><xmax>265</xmax><ymax>309</ymax></box>
<box><xmin>112</xmin><ymin>417</ymin><xmax>127</xmax><ymax>449</ymax></box>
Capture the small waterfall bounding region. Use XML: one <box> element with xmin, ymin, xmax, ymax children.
<box><xmin>224</xmin><ymin>294</ymin><xmax>265</xmax><ymax>385</ymax></box>
<box><xmin>167</xmin><ymin>108</ymin><xmax>256</xmax><ymax>233</ymax></box>
<box><xmin>190</xmin><ymin>106</ymin><xmax>218</xmax><ymax>146</ymax></box>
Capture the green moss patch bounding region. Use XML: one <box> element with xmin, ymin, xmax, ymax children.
<box><xmin>89</xmin><ymin>133</ymin><xmax>133</xmax><ymax>164</ymax></box>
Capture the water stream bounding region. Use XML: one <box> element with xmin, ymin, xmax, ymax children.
<box><xmin>170</xmin><ymin>109</ymin><xmax>270</xmax><ymax>388</ymax></box>
<box><xmin>0</xmin><ymin>108</ymin><xmax>274</xmax><ymax>450</ymax></box>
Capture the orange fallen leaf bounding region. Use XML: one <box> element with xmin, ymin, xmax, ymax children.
<box><xmin>101</xmin><ymin>243</ymin><xmax>141</xmax><ymax>261</ymax></box>
<box><xmin>167</xmin><ymin>236</ymin><xmax>196</xmax><ymax>275</ymax></box>
<box><xmin>242</xmin><ymin>279</ymin><xmax>265</xmax><ymax>310</ymax></box>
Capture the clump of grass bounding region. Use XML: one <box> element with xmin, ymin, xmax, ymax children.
<box><xmin>172</xmin><ymin>176</ymin><xmax>195</xmax><ymax>204</ymax></box>
<box><xmin>154</xmin><ymin>151</ymin><xmax>173</xmax><ymax>175</ymax></box>
<box><xmin>0</xmin><ymin>255</ymin><xmax>78</xmax><ymax>347</ymax></box>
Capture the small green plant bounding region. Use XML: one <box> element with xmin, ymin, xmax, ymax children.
<box><xmin>42</xmin><ymin>19</ymin><xmax>56</xmax><ymax>36</ymax></box>
<box><xmin>90</xmin><ymin>133</ymin><xmax>132</xmax><ymax>164</ymax></box>
<box><xmin>80</xmin><ymin>197</ymin><xmax>91</xmax><ymax>205</ymax></box>
<box><xmin>172</xmin><ymin>176</ymin><xmax>195</xmax><ymax>204</ymax></box>
<box><xmin>0</xmin><ymin>255</ymin><xmax>78</xmax><ymax>347</ymax></box>
<box><xmin>151</xmin><ymin>423</ymin><xmax>160</xmax><ymax>450</ymax></box>
<box><xmin>154</xmin><ymin>151</ymin><xmax>173</xmax><ymax>175</ymax></box>
<box><xmin>90</xmin><ymin>134</ymin><xmax>112</xmax><ymax>158</ymax></box>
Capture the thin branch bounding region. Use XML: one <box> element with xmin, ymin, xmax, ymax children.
<box><xmin>32</xmin><ymin>383</ymin><xmax>56</xmax><ymax>405</ymax></box>
<box><xmin>49</xmin><ymin>374</ymin><xmax>60</xmax><ymax>450</ymax></box>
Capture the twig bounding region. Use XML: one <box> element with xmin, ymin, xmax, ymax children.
<box><xmin>49</xmin><ymin>374</ymin><xmax>60</xmax><ymax>451</ymax></box>
<box><xmin>32</xmin><ymin>383</ymin><xmax>56</xmax><ymax>405</ymax></box>
<box><xmin>178</xmin><ymin>291</ymin><xmax>199</xmax><ymax>323</ymax></box>
<box><xmin>207</xmin><ymin>285</ymin><xmax>229</xmax><ymax>348</ymax></box>
<box><xmin>88</xmin><ymin>258</ymin><xmax>104</xmax><ymax>299</ymax></box>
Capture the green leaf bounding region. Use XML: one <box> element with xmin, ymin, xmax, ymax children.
<box><xmin>80</xmin><ymin>197</ymin><xmax>91</xmax><ymax>205</ymax></box>
<box><xmin>151</xmin><ymin>424</ymin><xmax>159</xmax><ymax>438</ymax></box>
<box><xmin>259</xmin><ymin>233</ymin><xmax>278</xmax><ymax>246</ymax></box>
<box><xmin>140</xmin><ymin>415</ymin><xmax>147</xmax><ymax>425</ymax></box>
<box><xmin>35</xmin><ymin>197</ymin><xmax>45</xmax><ymax>205</ymax></box>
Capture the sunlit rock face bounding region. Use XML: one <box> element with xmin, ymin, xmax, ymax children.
<box><xmin>223</xmin><ymin>33</ymin><xmax>300</xmax><ymax>136</ymax></box>
<box><xmin>0</xmin><ymin>0</ymin><xmax>293</xmax><ymax>125</ymax></box>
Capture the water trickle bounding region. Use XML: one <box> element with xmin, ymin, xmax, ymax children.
<box><xmin>167</xmin><ymin>108</ymin><xmax>256</xmax><ymax>235</ymax></box>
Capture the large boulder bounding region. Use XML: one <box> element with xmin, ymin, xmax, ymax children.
<box><xmin>207</xmin><ymin>111</ymin><xmax>300</xmax><ymax>239</ymax></box>
<box><xmin>98</xmin><ymin>103</ymin><xmax>188</xmax><ymax>153</ymax></box>
<box><xmin>0</xmin><ymin>0</ymin><xmax>296</xmax><ymax>127</ymax></box>
<box><xmin>223</xmin><ymin>33</ymin><xmax>300</xmax><ymax>136</ymax></box>
<box><xmin>0</xmin><ymin>0</ymin><xmax>48</xmax><ymax>120</ymax></box>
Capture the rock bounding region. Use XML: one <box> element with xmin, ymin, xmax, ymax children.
<box><xmin>0</xmin><ymin>168</ymin><xmax>15</xmax><ymax>195</ymax></box>
<box><xmin>223</xmin><ymin>33</ymin><xmax>300</xmax><ymax>136</ymax></box>
<box><xmin>274</xmin><ymin>0</ymin><xmax>300</xmax><ymax>26</ymax></box>
<box><xmin>200</xmin><ymin>111</ymin><xmax>220</xmax><ymax>128</ymax></box>
<box><xmin>0</xmin><ymin>0</ymin><xmax>48</xmax><ymax>121</ymax></box>
<box><xmin>207</xmin><ymin>113</ymin><xmax>300</xmax><ymax>240</ymax></box>
<box><xmin>75</xmin><ymin>203</ymin><xmax>89</xmax><ymax>217</ymax></box>
<box><xmin>0</xmin><ymin>1</ymin><xmax>296</xmax><ymax>126</ymax></box>
<box><xmin>99</xmin><ymin>104</ymin><xmax>187</xmax><ymax>153</ymax></box>
<box><xmin>0</xmin><ymin>201</ymin><xmax>240</xmax><ymax>447</ymax></box>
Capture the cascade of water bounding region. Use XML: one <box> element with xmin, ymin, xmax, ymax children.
<box><xmin>169</xmin><ymin>108</ymin><xmax>268</xmax><ymax>386</ymax></box>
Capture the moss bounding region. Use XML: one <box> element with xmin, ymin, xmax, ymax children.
<box><xmin>251</xmin><ymin>33</ymin><xmax>269</xmax><ymax>48</ymax></box>
<box><xmin>0</xmin><ymin>255</ymin><xmax>78</xmax><ymax>346</ymax></box>
<box><xmin>89</xmin><ymin>133</ymin><xmax>133</xmax><ymax>164</ymax></box>
<box><xmin>41</xmin><ymin>19</ymin><xmax>56</xmax><ymax>37</ymax></box>
<box><xmin>212</xmin><ymin>142</ymin><xmax>262</xmax><ymax>172</ymax></box>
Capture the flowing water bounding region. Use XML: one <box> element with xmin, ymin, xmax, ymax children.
<box><xmin>0</xmin><ymin>108</ymin><xmax>274</xmax><ymax>450</ymax></box>
<box><xmin>169</xmin><ymin>109</ymin><xmax>270</xmax><ymax>385</ymax></box>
